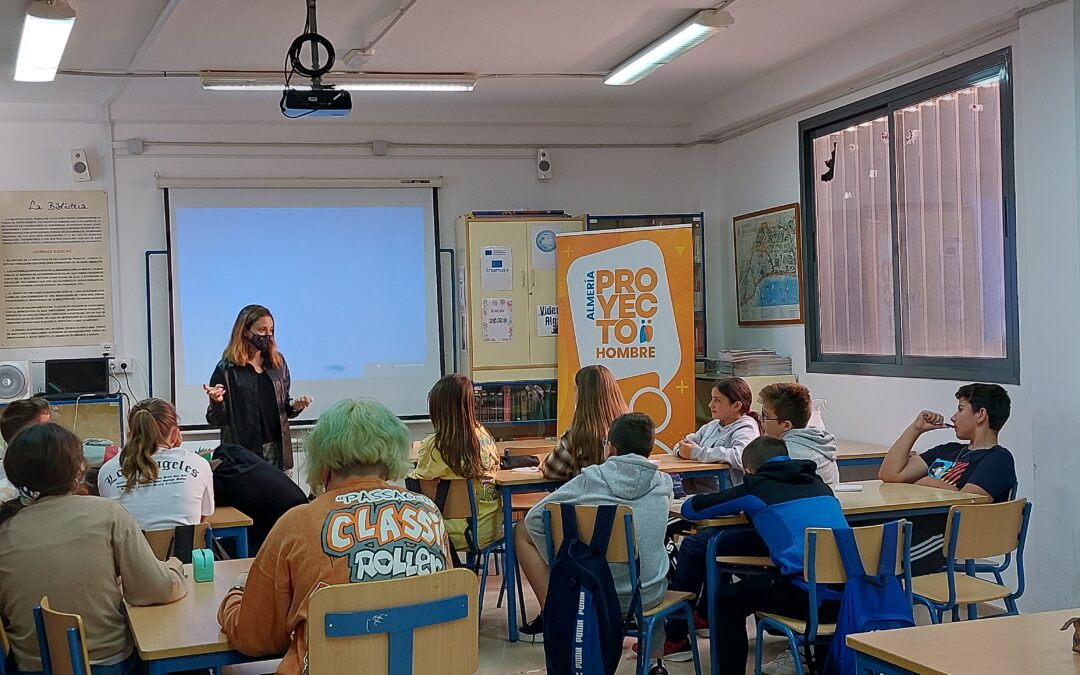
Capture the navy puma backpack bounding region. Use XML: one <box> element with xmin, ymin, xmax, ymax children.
<box><xmin>543</xmin><ymin>503</ymin><xmax>626</xmax><ymax>675</ymax></box>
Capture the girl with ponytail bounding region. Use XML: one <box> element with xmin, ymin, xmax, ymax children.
<box><xmin>0</xmin><ymin>423</ymin><xmax>186</xmax><ymax>674</ymax></box>
<box><xmin>97</xmin><ymin>398</ymin><xmax>214</xmax><ymax>530</ymax></box>
<box><xmin>674</xmin><ymin>376</ymin><xmax>762</xmax><ymax>489</ymax></box>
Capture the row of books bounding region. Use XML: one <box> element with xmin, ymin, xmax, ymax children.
<box><xmin>710</xmin><ymin>348</ymin><xmax>793</xmax><ymax>376</ymax></box>
<box><xmin>474</xmin><ymin>383</ymin><xmax>556</xmax><ymax>423</ymax></box>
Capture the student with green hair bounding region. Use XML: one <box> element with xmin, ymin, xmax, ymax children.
<box><xmin>217</xmin><ymin>398</ymin><xmax>451</xmax><ymax>675</ymax></box>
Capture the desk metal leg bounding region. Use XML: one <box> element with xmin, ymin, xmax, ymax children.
<box><xmin>500</xmin><ymin>485</ymin><xmax>519</xmax><ymax>641</ymax></box>
<box><xmin>705</xmin><ymin>530</ymin><xmax>724</xmax><ymax>675</ymax></box>
<box><xmin>236</xmin><ymin>530</ymin><xmax>249</xmax><ymax>558</ymax></box>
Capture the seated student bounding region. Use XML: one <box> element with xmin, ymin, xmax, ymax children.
<box><xmin>759</xmin><ymin>383</ymin><xmax>839</xmax><ymax>484</ymax></box>
<box><xmin>0</xmin><ymin>423</ymin><xmax>186</xmax><ymax>675</ymax></box>
<box><xmin>879</xmin><ymin>383</ymin><xmax>1015</xmax><ymax>501</ymax></box>
<box><xmin>217</xmin><ymin>399</ymin><xmax>452</xmax><ymax>675</ymax></box>
<box><xmin>211</xmin><ymin>443</ymin><xmax>308</xmax><ymax>555</ymax></box>
<box><xmin>877</xmin><ymin>384</ymin><xmax>1015</xmax><ymax>575</ymax></box>
<box><xmin>0</xmin><ymin>396</ymin><xmax>51</xmax><ymax>447</ymax></box>
<box><xmin>541</xmin><ymin>364</ymin><xmax>628</xmax><ymax>480</ymax></box>
<box><xmin>515</xmin><ymin>412</ymin><xmax>673</xmax><ymax>641</ymax></box>
<box><xmin>97</xmin><ymin>398</ymin><xmax>214</xmax><ymax>531</ymax></box>
<box><xmin>674</xmin><ymin>376</ymin><xmax>761</xmax><ymax>490</ymax></box>
<box><xmin>410</xmin><ymin>374</ymin><xmax>502</xmax><ymax>552</ymax></box>
<box><xmin>669</xmin><ymin>437</ymin><xmax>847</xmax><ymax>672</ymax></box>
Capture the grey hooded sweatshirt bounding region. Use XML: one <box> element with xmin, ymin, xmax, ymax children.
<box><xmin>781</xmin><ymin>427</ymin><xmax>840</xmax><ymax>484</ymax></box>
<box><xmin>524</xmin><ymin>453</ymin><xmax>673</xmax><ymax>612</ymax></box>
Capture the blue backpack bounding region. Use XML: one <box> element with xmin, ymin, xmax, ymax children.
<box><xmin>543</xmin><ymin>504</ymin><xmax>626</xmax><ymax>675</ymax></box>
<box><xmin>824</xmin><ymin>520</ymin><xmax>915</xmax><ymax>675</ymax></box>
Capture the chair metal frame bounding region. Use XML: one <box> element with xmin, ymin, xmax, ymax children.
<box><xmin>753</xmin><ymin>521</ymin><xmax>913</xmax><ymax>675</ymax></box>
<box><xmin>912</xmin><ymin>500</ymin><xmax>1032</xmax><ymax>623</ymax></box>
<box><xmin>405</xmin><ymin>477</ymin><xmax>523</xmax><ymax>623</ymax></box>
<box><xmin>33</xmin><ymin>597</ymin><xmax>90</xmax><ymax>675</ymax></box>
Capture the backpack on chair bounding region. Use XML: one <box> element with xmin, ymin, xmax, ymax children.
<box><xmin>543</xmin><ymin>503</ymin><xmax>626</xmax><ymax>675</ymax></box>
<box><xmin>823</xmin><ymin>520</ymin><xmax>915</xmax><ymax>675</ymax></box>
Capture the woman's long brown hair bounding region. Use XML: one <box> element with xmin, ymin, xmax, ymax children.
<box><xmin>567</xmin><ymin>365</ymin><xmax>628</xmax><ymax>470</ymax></box>
<box><xmin>122</xmin><ymin>398</ymin><xmax>179</xmax><ymax>494</ymax></box>
<box><xmin>0</xmin><ymin>423</ymin><xmax>85</xmax><ymax>529</ymax></box>
<box><xmin>428</xmin><ymin>374</ymin><xmax>484</xmax><ymax>480</ymax></box>
<box><xmin>222</xmin><ymin>304</ymin><xmax>284</xmax><ymax>369</ymax></box>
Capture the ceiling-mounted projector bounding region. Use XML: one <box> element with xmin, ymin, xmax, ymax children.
<box><xmin>282</xmin><ymin>87</ymin><xmax>351</xmax><ymax>117</ymax></box>
<box><xmin>280</xmin><ymin>0</ymin><xmax>351</xmax><ymax>118</ymax></box>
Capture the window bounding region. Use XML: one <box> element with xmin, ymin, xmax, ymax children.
<box><xmin>800</xmin><ymin>50</ymin><xmax>1018</xmax><ymax>383</ymax></box>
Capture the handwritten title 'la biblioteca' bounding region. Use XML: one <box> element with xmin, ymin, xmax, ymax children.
<box><xmin>584</xmin><ymin>268</ymin><xmax>658</xmax><ymax>359</ymax></box>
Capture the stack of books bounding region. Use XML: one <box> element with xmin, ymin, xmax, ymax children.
<box><xmin>711</xmin><ymin>349</ymin><xmax>792</xmax><ymax>376</ymax></box>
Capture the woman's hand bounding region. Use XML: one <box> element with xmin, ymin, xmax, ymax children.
<box><xmin>203</xmin><ymin>384</ymin><xmax>226</xmax><ymax>404</ymax></box>
<box><xmin>292</xmin><ymin>395</ymin><xmax>312</xmax><ymax>413</ymax></box>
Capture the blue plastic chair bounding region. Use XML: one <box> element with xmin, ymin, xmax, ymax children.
<box><xmin>912</xmin><ymin>499</ymin><xmax>1031</xmax><ymax>622</ymax></box>
<box><xmin>405</xmin><ymin>477</ymin><xmax>521</xmax><ymax>622</ymax></box>
<box><xmin>543</xmin><ymin>504</ymin><xmax>703</xmax><ymax>675</ymax></box>
<box><xmin>0</xmin><ymin>620</ymin><xmax>10</xmax><ymax>675</ymax></box>
<box><xmin>33</xmin><ymin>597</ymin><xmax>90</xmax><ymax>675</ymax></box>
<box><xmin>753</xmin><ymin>521</ymin><xmax>913</xmax><ymax>675</ymax></box>
<box><xmin>307</xmin><ymin>568</ymin><xmax>478</xmax><ymax>675</ymax></box>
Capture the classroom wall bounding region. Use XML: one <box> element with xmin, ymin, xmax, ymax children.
<box><xmin>692</xmin><ymin>0</ymin><xmax>1080</xmax><ymax>611</ymax></box>
<box><xmin>0</xmin><ymin>104</ymin><xmax>700</xmax><ymax>441</ymax></box>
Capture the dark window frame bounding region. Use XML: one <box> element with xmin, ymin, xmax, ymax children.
<box><xmin>799</xmin><ymin>48</ymin><xmax>1019</xmax><ymax>384</ymax></box>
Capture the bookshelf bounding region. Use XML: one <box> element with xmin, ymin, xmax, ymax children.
<box><xmin>587</xmin><ymin>213</ymin><xmax>707</xmax><ymax>358</ymax></box>
<box><xmin>474</xmin><ymin>380</ymin><xmax>557</xmax><ymax>440</ymax></box>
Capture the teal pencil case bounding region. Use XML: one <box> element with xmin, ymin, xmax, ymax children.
<box><xmin>192</xmin><ymin>548</ymin><xmax>215</xmax><ymax>583</ymax></box>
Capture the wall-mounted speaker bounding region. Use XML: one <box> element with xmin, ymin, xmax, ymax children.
<box><xmin>0</xmin><ymin>362</ymin><xmax>31</xmax><ymax>404</ymax></box>
<box><xmin>71</xmin><ymin>148</ymin><xmax>91</xmax><ymax>182</ymax></box>
<box><xmin>537</xmin><ymin>148</ymin><xmax>552</xmax><ymax>181</ymax></box>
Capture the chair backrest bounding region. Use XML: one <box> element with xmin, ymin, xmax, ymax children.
<box><xmin>544</xmin><ymin>504</ymin><xmax>635</xmax><ymax>563</ymax></box>
<box><xmin>804</xmin><ymin>522</ymin><xmax>907</xmax><ymax>584</ymax></box>
<box><xmin>307</xmin><ymin>568</ymin><xmax>478</xmax><ymax>675</ymax></box>
<box><xmin>944</xmin><ymin>499</ymin><xmax>1027</xmax><ymax>560</ymax></box>
<box><xmin>405</xmin><ymin>478</ymin><xmax>475</xmax><ymax>521</ymax></box>
<box><xmin>34</xmin><ymin>597</ymin><xmax>90</xmax><ymax>675</ymax></box>
<box><xmin>143</xmin><ymin>523</ymin><xmax>211</xmax><ymax>562</ymax></box>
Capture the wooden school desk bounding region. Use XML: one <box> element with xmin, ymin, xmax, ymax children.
<box><xmin>847</xmin><ymin>608</ymin><xmax>1080</xmax><ymax>674</ymax></box>
<box><xmin>207</xmin><ymin>507</ymin><xmax>254</xmax><ymax>558</ymax></box>
<box><xmin>679</xmin><ymin>480</ymin><xmax>990</xmax><ymax>675</ymax></box>
<box><xmin>835</xmin><ymin>439</ymin><xmax>890</xmax><ymax>468</ymax></box>
<box><xmin>495</xmin><ymin>454</ymin><xmax>732</xmax><ymax>641</ymax></box>
<box><xmin>125</xmin><ymin>559</ymin><xmax>267</xmax><ymax>675</ymax></box>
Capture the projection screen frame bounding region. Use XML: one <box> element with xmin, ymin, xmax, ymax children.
<box><xmin>161</xmin><ymin>179</ymin><xmax>446</xmax><ymax>429</ymax></box>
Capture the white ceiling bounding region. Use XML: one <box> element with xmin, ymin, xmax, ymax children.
<box><xmin>0</xmin><ymin>0</ymin><xmax>925</xmax><ymax>111</ymax></box>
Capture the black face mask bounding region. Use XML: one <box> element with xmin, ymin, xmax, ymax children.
<box><xmin>246</xmin><ymin>332</ymin><xmax>272</xmax><ymax>352</ymax></box>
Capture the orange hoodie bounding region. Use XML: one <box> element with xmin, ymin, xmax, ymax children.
<box><xmin>217</xmin><ymin>477</ymin><xmax>451</xmax><ymax>675</ymax></box>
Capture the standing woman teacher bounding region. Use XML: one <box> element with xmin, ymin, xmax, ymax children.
<box><xmin>203</xmin><ymin>305</ymin><xmax>310</xmax><ymax>472</ymax></box>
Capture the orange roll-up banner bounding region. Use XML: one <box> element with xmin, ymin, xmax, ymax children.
<box><xmin>555</xmin><ymin>225</ymin><xmax>695</xmax><ymax>454</ymax></box>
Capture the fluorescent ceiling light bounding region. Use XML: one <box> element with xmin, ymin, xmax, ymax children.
<box><xmin>14</xmin><ymin>0</ymin><xmax>76</xmax><ymax>82</ymax></box>
<box><xmin>604</xmin><ymin>9</ymin><xmax>733</xmax><ymax>86</ymax></box>
<box><xmin>201</xmin><ymin>72</ymin><xmax>476</xmax><ymax>92</ymax></box>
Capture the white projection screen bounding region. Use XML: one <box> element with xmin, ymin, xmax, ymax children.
<box><xmin>165</xmin><ymin>184</ymin><xmax>444</xmax><ymax>428</ymax></box>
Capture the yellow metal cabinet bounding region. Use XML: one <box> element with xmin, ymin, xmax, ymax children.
<box><xmin>459</xmin><ymin>215</ymin><xmax>584</xmax><ymax>382</ymax></box>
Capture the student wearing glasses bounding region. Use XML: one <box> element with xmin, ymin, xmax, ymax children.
<box><xmin>758</xmin><ymin>383</ymin><xmax>839</xmax><ymax>485</ymax></box>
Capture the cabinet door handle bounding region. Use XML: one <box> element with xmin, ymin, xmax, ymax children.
<box><xmin>521</xmin><ymin>270</ymin><xmax>527</xmax><ymax>288</ymax></box>
<box><xmin>530</xmin><ymin>270</ymin><xmax>535</xmax><ymax>289</ymax></box>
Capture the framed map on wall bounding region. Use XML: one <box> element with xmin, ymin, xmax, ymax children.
<box><xmin>733</xmin><ymin>203</ymin><xmax>803</xmax><ymax>326</ymax></box>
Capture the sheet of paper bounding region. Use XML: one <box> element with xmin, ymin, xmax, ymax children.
<box><xmin>481</xmin><ymin>298</ymin><xmax>513</xmax><ymax>343</ymax></box>
<box><xmin>0</xmin><ymin>190</ymin><xmax>114</xmax><ymax>348</ymax></box>
<box><xmin>481</xmin><ymin>245</ymin><xmax>513</xmax><ymax>291</ymax></box>
<box><xmin>536</xmin><ymin>304</ymin><xmax>558</xmax><ymax>337</ymax></box>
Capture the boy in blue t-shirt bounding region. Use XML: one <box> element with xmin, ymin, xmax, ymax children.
<box><xmin>879</xmin><ymin>383</ymin><xmax>1015</xmax><ymax>502</ymax></box>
